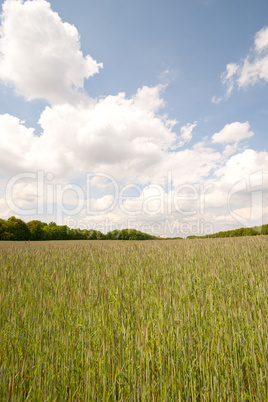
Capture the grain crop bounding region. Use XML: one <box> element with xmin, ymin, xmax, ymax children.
<box><xmin>0</xmin><ymin>237</ymin><xmax>267</xmax><ymax>400</ymax></box>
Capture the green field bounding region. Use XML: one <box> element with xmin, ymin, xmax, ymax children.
<box><xmin>0</xmin><ymin>237</ymin><xmax>268</xmax><ymax>400</ymax></box>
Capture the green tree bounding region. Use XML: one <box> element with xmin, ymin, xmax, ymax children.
<box><xmin>0</xmin><ymin>219</ymin><xmax>11</xmax><ymax>240</ymax></box>
<box><xmin>6</xmin><ymin>216</ymin><xmax>31</xmax><ymax>240</ymax></box>
<box><xmin>27</xmin><ymin>220</ymin><xmax>47</xmax><ymax>241</ymax></box>
<box><xmin>261</xmin><ymin>224</ymin><xmax>268</xmax><ymax>235</ymax></box>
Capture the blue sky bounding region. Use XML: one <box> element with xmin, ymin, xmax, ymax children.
<box><xmin>0</xmin><ymin>0</ymin><xmax>267</xmax><ymax>236</ymax></box>
<box><xmin>52</xmin><ymin>0</ymin><xmax>268</xmax><ymax>136</ymax></box>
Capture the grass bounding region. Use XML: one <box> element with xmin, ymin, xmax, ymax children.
<box><xmin>0</xmin><ymin>237</ymin><xmax>268</xmax><ymax>400</ymax></box>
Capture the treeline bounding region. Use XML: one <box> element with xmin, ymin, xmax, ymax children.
<box><xmin>2</xmin><ymin>216</ymin><xmax>267</xmax><ymax>241</ymax></box>
<box><xmin>187</xmin><ymin>224</ymin><xmax>268</xmax><ymax>239</ymax></box>
<box><xmin>0</xmin><ymin>217</ymin><xmax>157</xmax><ymax>241</ymax></box>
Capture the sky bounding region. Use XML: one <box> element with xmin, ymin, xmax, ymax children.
<box><xmin>0</xmin><ymin>0</ymin><xmax>267</xmax><ymax>237</ymax></box>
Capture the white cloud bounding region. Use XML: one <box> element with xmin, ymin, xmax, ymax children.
<box><xmin>237</xmin><ymin>55</ymin><xmax>268</xmax><ymax>88</ymax></box>
<box><xmin>0</xmin><ymin>84</ymin><xmax>178</xmax><ymax>178</ymax></box>
<box><xmin>221</xmin><ymin>63</ymin><xmax>239</xmax><ymax>97</ymax></box>
<box><xmin>2</xmin><ymin>143</ymin><xmax>267</xmax><ymax>236</ymax></box>
<box><xmin>214</xmin><ymin>149</ymin><xmax>268</xmax><ymax>183</ymax></box>
<box><xmin>177</xmin><ymin>121</ymin><xmax>197</xmax><ymax>147</ymax></box>
<box><xmin>222</xmin><ymin>143</ymin><xmax>241</xmax><ymax>157</ymax></box>
<box><xmin>160</xmin><ymin>143</ymin><xmax>221</xmax><ymax>187</ymax></box>
<box><xmin>0</xmin><ymin>0</ymin><xmax>102</xmax><ymax>104</ymax></box>
<box><xmin>211</xmin><ymin>95</ymin><xmax>222</xmax><ymax>104</ymax></box>
<box><xmin>218</xmin><ymin>26</ymin><xmax>268</xmax><ymax>97</ymax></box>
<box><xmin>212</xmin><ymin>121</ymin><xmax>254</xmax><ymax>144</ymax></box>
<box><xmin>134</xmin><ymin>85</ymin><xmax>165</xmax><ymax>112</ymax></box>
<box><xmin>37</xmin><ymin>85</ymin><xmax>177</xmax><ymax>176</ymax></box>
<box><xmin>0</xmin><ymin>85</ymin><xmax>221</xmax><ymax>189</ymax></box>
<box><xmin>255</xmin><ymin>26</ymin><xmax>268</xmax><ymax>53</ymax></box>
<box><xmin>0</xmin><ymin>114</ymin><xmax>36</xmax><ymax>174</ymax></box>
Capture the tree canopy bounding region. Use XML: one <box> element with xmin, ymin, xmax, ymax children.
<box><xmin>187</xmin><ymin>224</ymin><xmax>268</xmax><ymax>239</ymax></box>
<box><xmin>0</xmin><ymin>217</ymin><xmax>158</xmax><ymax>241</ymax></box>
<box><xmin>0</xmin><ymin>217</ymin><xmax>267</xmax><ymax>241</ymax></box>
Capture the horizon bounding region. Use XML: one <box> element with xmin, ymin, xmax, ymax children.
<box><xmin>1</xmin><ymin>215</ymin><xmax>267</xmax><ymax>240</ymax></box>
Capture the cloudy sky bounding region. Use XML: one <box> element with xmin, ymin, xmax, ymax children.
<box><xmin>0</xmin><ymin>0</ymin><xmax>267</xmax><ymax>237</ymax></box>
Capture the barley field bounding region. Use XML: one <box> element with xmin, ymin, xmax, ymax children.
<box><xmin>0</xmin><ymin>237</ymin><xmax>267</xmax><ymax>400</ymax></box>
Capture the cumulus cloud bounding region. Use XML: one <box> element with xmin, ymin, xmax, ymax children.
<box><xmin>0</xmin><ymin>83</ymin><xmax>220</xmax><ymax>189</ymax></box>
<box><xmin>65</xmin><ymin>149</ymin><xmax>268</xmax><ymax>236</ymax></box>
<box><xmin>214</xmin><ymin>149</ymin><xmax>268</xmax><ymax>182</ymax></box>
<box><xmin>212</xmin><ymin>121</ymin><xmax>254</xmax><ymax>144</ymax></box>
<box><xmin>219</xmin><ymin>26</ymin><xmax>268</xmax><ymax>97</ymax></box>
<box><xmin>38</xmin><ymin>85</ymin><xmax>178</xmax><ymax>176</ymax></box>
<box><xmin>0</xmin><ymin>84</ymin><xmax>178</xmax><ymax>177</ymax></box>
<box><xmin>161</xmin><ymin>143</ymin><xmax>221</xmax><ymax>187</ymax></box>
<box><xmin>0</xmin><ymin>114</ymin><xmax>36</xmax><ymax>174</ymax></box>
<box><xmin>0</xmin><ymin>0</ymin><xmax>102</xmax><ymax>104</ymax></box>
<box><xmin>133</xmin><ymin>85</ymin><xmax>166</xmax><ymax>112</ymax></box>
